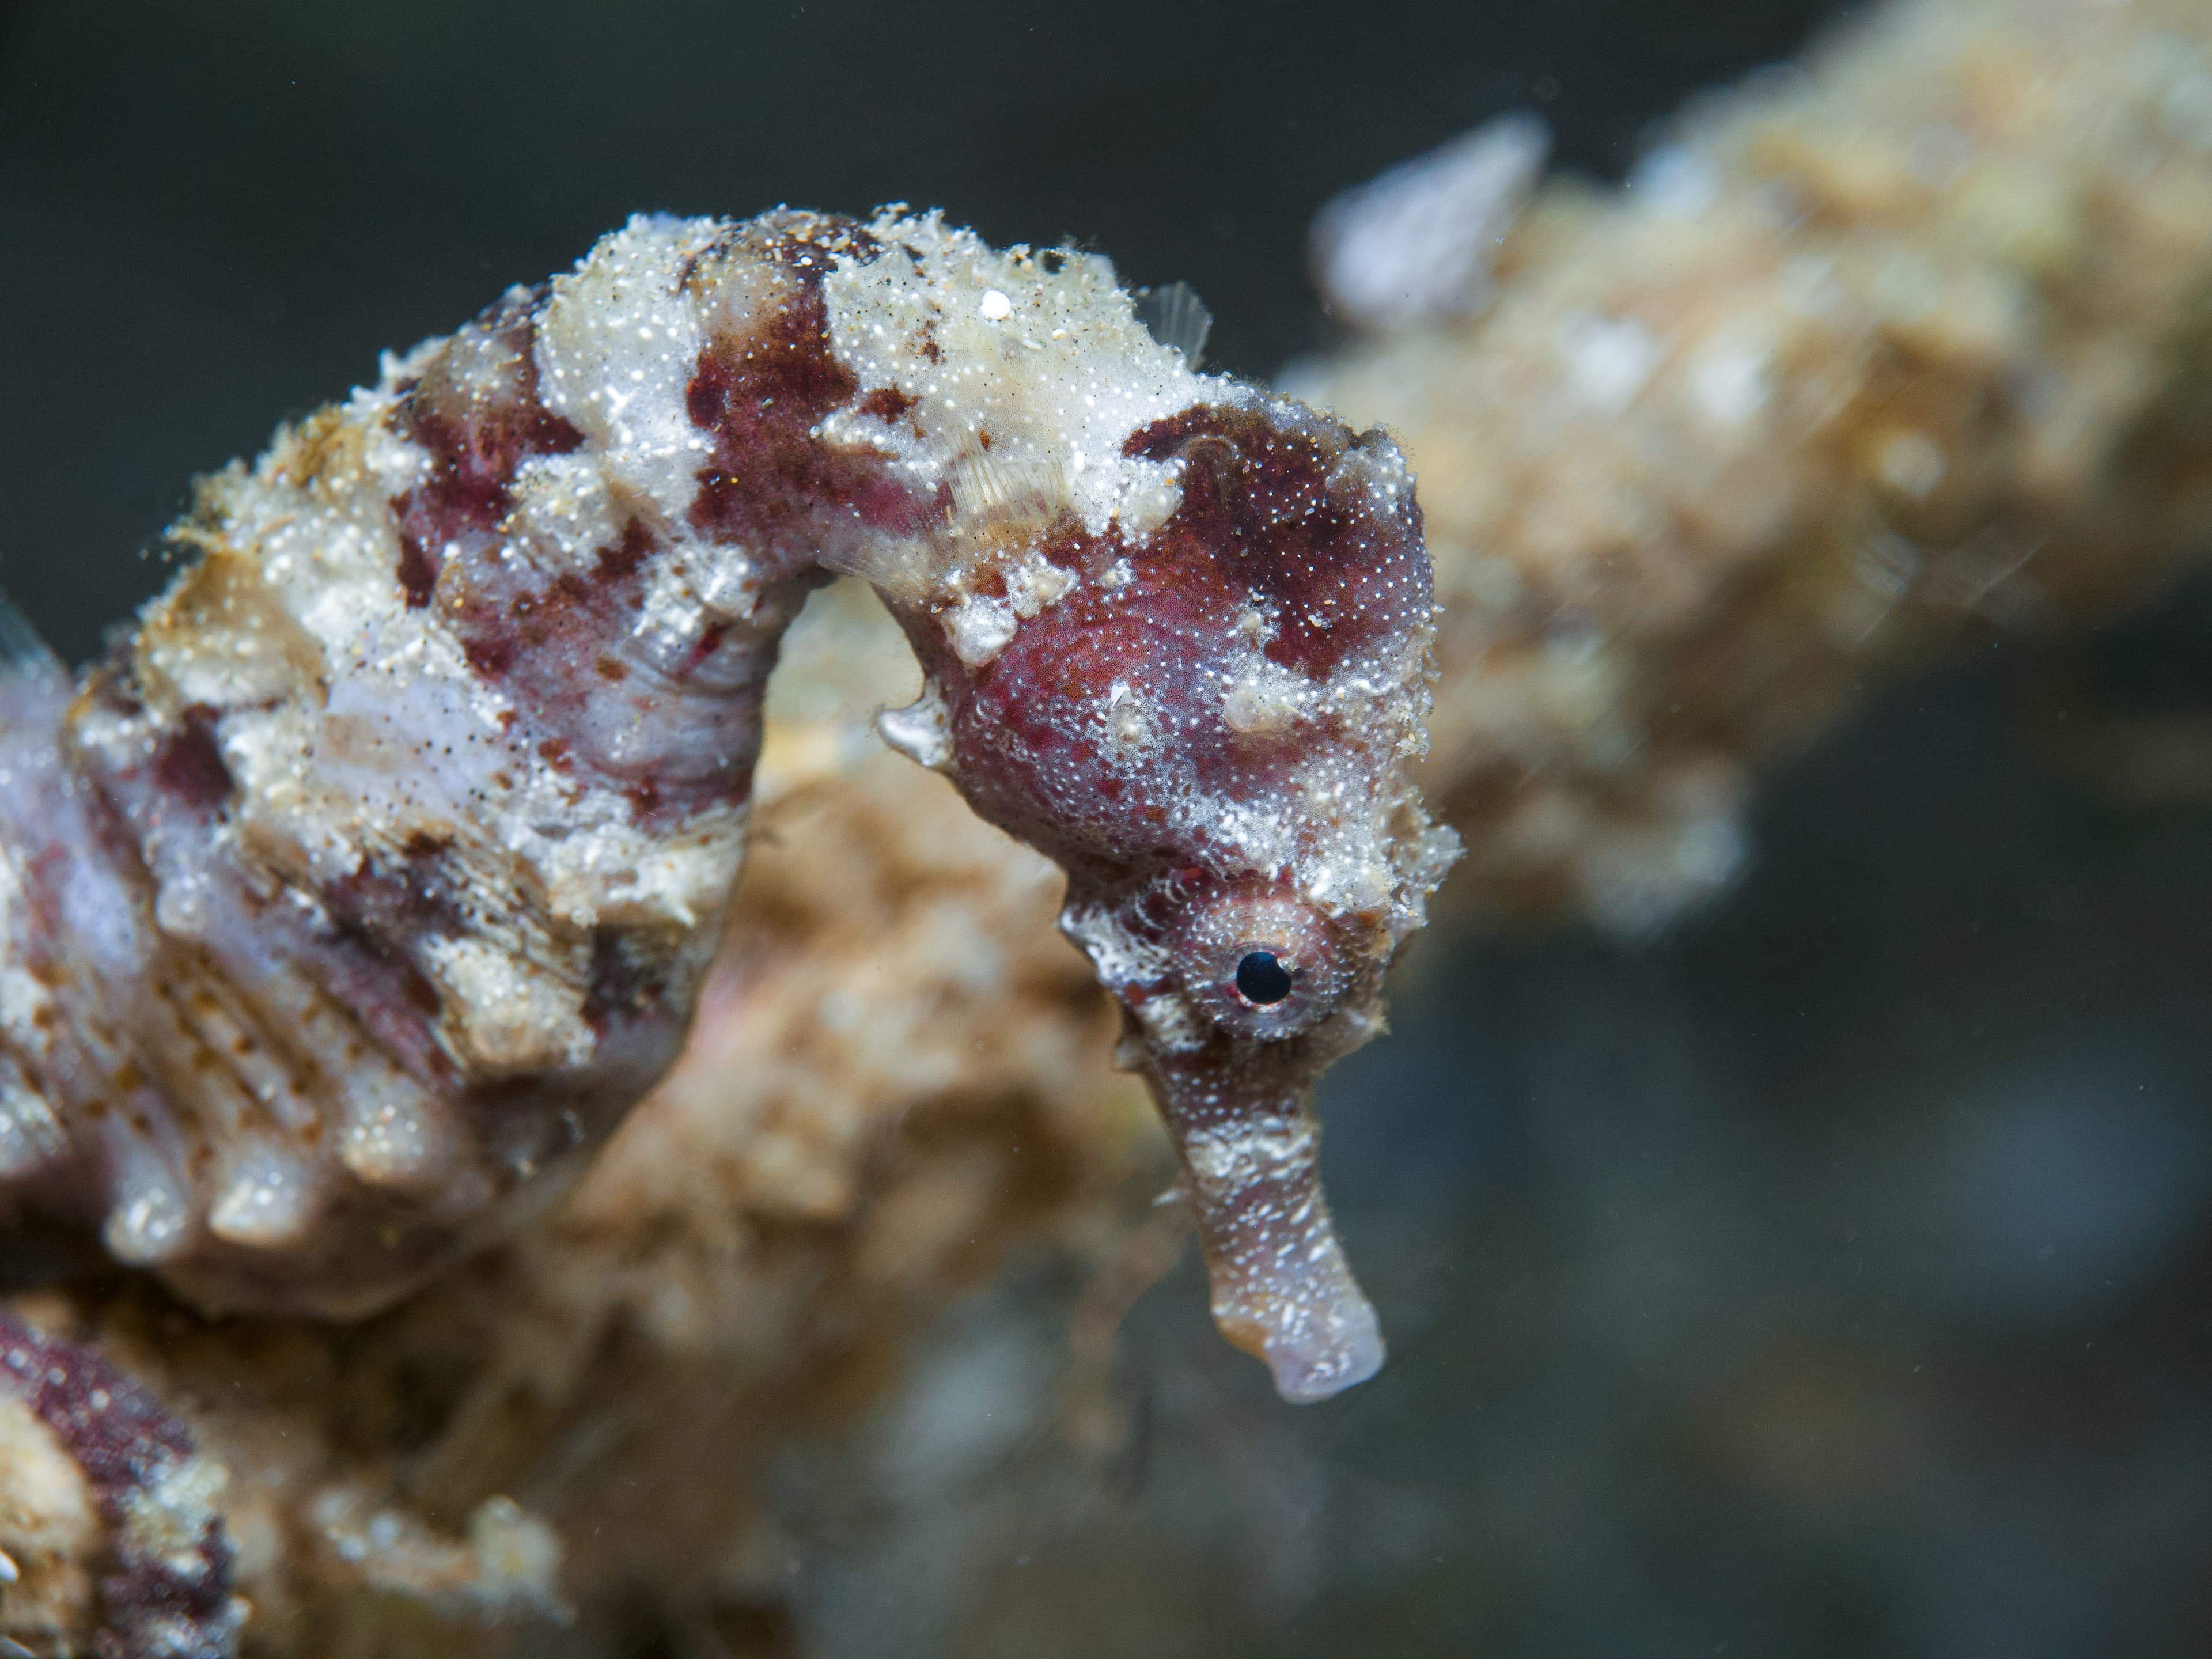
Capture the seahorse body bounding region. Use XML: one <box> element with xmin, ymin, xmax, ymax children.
<box><xmin>0</xmin><ymin>209</ymin><xmax>1455</xmax><ymax>1402</ymax></box>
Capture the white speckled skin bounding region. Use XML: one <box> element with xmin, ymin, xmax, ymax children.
<box><xmin>0</xmin><ymin>208</ymin><xmax>1452</xmax><ymax>1400</ymax></box>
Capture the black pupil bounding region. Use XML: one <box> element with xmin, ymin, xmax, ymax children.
<box><xmin>1235</xmin><ymin>950</ymin><xmax>1294</xmax><ymax>1005</ymax></box>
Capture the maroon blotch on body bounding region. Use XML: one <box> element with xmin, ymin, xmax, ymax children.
<box><xmin>685</xmin><ymin>232</ymin><xmax>940</xmax><ymax>556</ymax></box>
<box><xmin>386</xmin><ymin>288</ymin><xmax>584</xmax><ymax>611</ymax></box>
<box><xmin>0</xmin><ymin>1310</ymin><xmax>241</xmax><ymax>1659</ymax></box>
<box><xmin>1124</xmin><ymin>404</ymin><xmax>1422</xmax><ymax>680</ymax></box>
<box><xmin>152</xmin><ymin>706</ymin><xmax>233</xmax><ymax>812</ymax></box>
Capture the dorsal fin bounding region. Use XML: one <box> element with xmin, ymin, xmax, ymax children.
<box><xmin>1134</xmin><ymin>281</ymin><xmax>1212</xmax><ymax>372</ymax></box>
<box><xmin>0</xmin><ymin>590</ymin><xmax>59</xmax><ymax>679</ymax></box>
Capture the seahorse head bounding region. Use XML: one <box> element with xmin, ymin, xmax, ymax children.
<box><xmin>869</xmin><ymin>352</ymin><xmax>1459</xmax><ymax>1399</ymax></box>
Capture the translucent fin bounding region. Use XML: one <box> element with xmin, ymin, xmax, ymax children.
<box><xmin>1134</xmin><ymin>281</ymin><xmax>1213</xmax><ymax>372</ymax></box>
<box><xmin>0</xmin><ymin>590</ymin><xmax>59</xmax><ymax>678</ymax></box>
<box><xmin>813</xmin><ymin>531</ymin><xmax>925</xmax><ymax>592</ymax></box>
<box><xmin>949</xmin><ymin>453</ymin><xmax>1070</xmax><ymax>528</ymax></box>
<box><xmin>1310</xmin><ymin>109</ymin><xmax>1550</xmax><ymax>332</ymax></box>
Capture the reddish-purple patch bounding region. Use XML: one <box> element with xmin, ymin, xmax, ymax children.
<box><xmin>858</xmin><ymin>385</ymin><xmax>918</xmax><ymax>423</ymax></box>
<box><xmin>595</xmin><ymin>516</ymin><xmax>656</xmax><ymax>583</ymax></box>
<box><xmin>680</xmin><ymin>621</ymin><xmax>732</xmax><ymax>676</ymax></box>
<box><xmin>907</xmin><ymin>518</ymin><xmax>1227</xmax><ymax>867</ymax></box>
<box><xmin>463</xmin><ymin>628</ymin><xmax>518</xmax><ymax>679</ymax></box>
<box><xmin>902</xmin><ymin>402</ymin><xmax>1422</xmax><ymax>884</ymax></box>
<box><xmin>387</xmin><ymin>287</ymin><xmax>584</xmax><ymax>609</ymax></box>
<box><xmin>312</xmin><ymin>836</ymin><xmax>469</xmax><ymax>1048</ymax></box>
<box><xmin>435</xmin><ymin>499</ymin><xmax>769</xmax><ymax>829</ymax></box>
<box><xmin>152</xmin><ymin>705</ymin><xmax>233</xmax><ymax>811</ymax></box>
<box><xmin>323</xmin><ymin>832</ymin><xmax>465</xmax><ymax>945</ymax></box>
<box><xmin>395</xmin><ymin>532</ymin><xmax>440</xmax><ymax>609</ymax></box>
<box><xmin>685</xmin><ymin>233</ymin><xmax>942</xmax><ymax>563</ymax></box>
<box><xmin>581</xmin><ymin>928</ymin><xmax>661</xmax><ymax>1035</ymax></box>
<box><xmin>448</xmin><ymin>522</ymin><xmax>654</xmax><ymax>700</ymax></box>
<box><xmin>0</xmin><ymin>1310</ymin><xmax>240</xmax><ymax>1659</ymax></box>
<box><xmin>1124</xmin><ymin>404</ymin><xmax>1424</xmax><ymax>680</ymax></box>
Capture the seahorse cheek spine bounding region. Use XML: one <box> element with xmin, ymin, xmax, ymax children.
<box><xmin>0</xmin><ymin>206</ymin><xmax>1455</xmax><ymax>1402</ymax></box>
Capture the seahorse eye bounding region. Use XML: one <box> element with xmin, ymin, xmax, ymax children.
<box><xmin>1171</xmin><ymin>883</ymin><xmax>1347</xmax><ymax>1039</ymax></box>
<box><xmin>1235</xmin><ymin>949</ymin><xmax>1294</xmax><ymax>1005</ymax></box>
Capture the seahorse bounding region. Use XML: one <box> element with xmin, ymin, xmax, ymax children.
<box><xmin>0</xmin><ymin>208</ymin><xmax>1456</xmax><ymax>1403</ymax></box>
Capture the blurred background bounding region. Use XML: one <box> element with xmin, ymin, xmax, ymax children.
<box><xmin>6</xmin><ymin>2</ymin><xmax>2212</xmax><ymax>1656</ymax></box>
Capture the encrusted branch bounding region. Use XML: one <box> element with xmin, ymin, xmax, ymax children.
<box><xmin>1304</xmin><ymin>0</ymin><xmax>2212</xmax><ymax>930</ymax></box>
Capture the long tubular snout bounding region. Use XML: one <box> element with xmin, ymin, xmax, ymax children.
<box><xmin>1152</xmin><ymin>1058</ymin><xmax>1383</xmax><ymax>1403</ymax></box>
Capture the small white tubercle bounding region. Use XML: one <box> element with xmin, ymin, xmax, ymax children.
<box><xmin>944</xmin><ymin>595</ymin><xmax>1019</xmax><ymax>666</ymax></box>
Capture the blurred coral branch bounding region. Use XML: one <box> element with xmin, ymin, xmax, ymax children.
<box><xmin>1302</xmin><ymin>0</ymin><xmax>2212</xmax><ymax>930</ymax></box>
